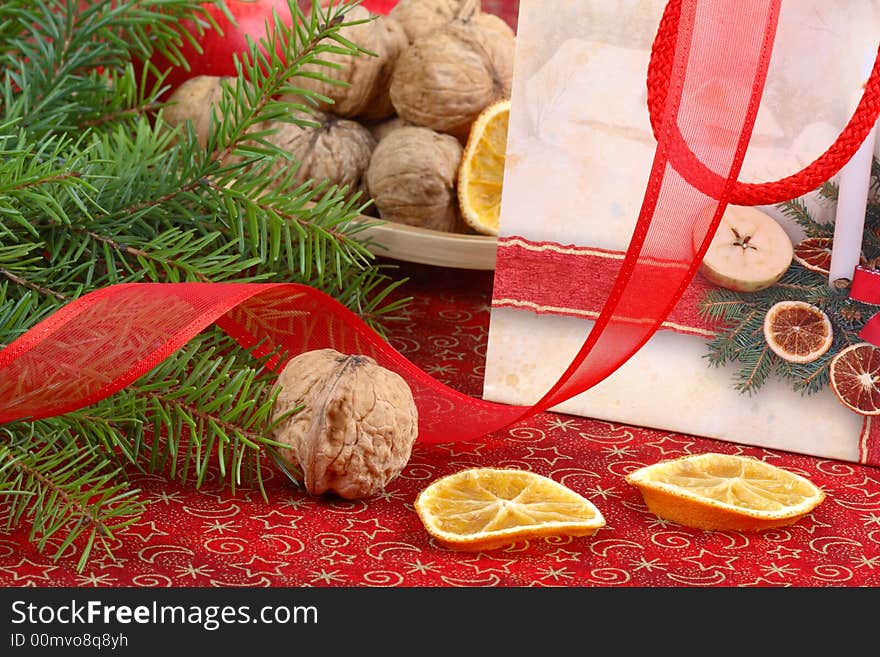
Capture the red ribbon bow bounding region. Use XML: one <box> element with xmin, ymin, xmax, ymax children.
<box><xmin>851</xmin><ymin>267</ymin><xmax>880</xmax><ymax>346</ymax></box>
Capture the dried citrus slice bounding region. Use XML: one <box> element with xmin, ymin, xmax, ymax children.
<box><xmin>829</xmin><ymin>342</ymin><xmax>880</xmax><ymax>416</ymax></box>
<box><xmin>793</xmin><ymin>237</ymin><xmax>866</xmax><ymax>274</ymax></box>
<box><xmin>414</xmin><ymin>467</ymin><xmax>605</xmax><ymax>551</ymax></box>
<box><xmin>625</xmin><ymin>453</ymin><xmax>825</xmax><ymax>531</ymax></box>
<box><xmin>793</xmin><ymin>237</ymin><xmax>834</xmax><ymax>274</ymax></box>
<box><xmin>457</xmin><ymin>99</ymin><xmax>510</xmax><ymax>236</ymax></box>
<box><xmin>763</xmin><ymin>300</ymin><xmax>833</xmax><ymax>364</ymax></box>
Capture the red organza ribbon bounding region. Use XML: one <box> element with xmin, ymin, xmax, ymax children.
<box><xmin>1</xmin><ymin>0</ymin><xmax>878</xmax><ymax>445</ymax></box>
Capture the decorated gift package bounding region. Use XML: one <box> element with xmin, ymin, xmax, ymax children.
<box><xmin>484</xmin><ymin>0</ymin><xmax>880</xmax><ymax>466</ymax></box>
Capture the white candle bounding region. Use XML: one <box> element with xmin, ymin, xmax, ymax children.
<box><xmin>829</xmin><ymin>66</ymin><xmax>878</xmax><ymax>288</ymax></box>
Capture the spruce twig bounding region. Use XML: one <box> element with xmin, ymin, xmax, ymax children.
<box><xmin>0</xmin><ymin>0</ymin><xmax>406</xmax><ymax>570</ymax></box>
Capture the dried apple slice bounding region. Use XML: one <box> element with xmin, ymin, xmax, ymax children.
<box><xmin>699</xmin><ymin>206</ymin><xmax>794</xmax><ymax>292</ymax></box>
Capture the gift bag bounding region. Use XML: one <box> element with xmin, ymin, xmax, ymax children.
<box><xmin>484</xmin><ymin>0</ymin><xmax>880</xmax><ymax>463</ymax></box>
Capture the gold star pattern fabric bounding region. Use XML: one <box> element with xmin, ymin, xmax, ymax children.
<box><xmin>2</xmin><ymin>262</ymin><xmax>879</xmax><ymax>588</ymax></box>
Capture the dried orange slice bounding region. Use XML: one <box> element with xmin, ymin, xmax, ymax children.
<box><xmin>414</xmin><ymin>467</ymin><xmax>605</xmax><ymax>551</ymax></box>
<box><xmin>829</xmin><ymin>342</ymin><xmax>880</xmax><ymax>415</ymax></box>
<box><xmin>793</xmin><ymin>237</ymin><xmax>865</xmax><ymax>274</ymax></box>
<box><xmin>625</xmin><ymin>453</ymin><xmax>825</xmax><ymax>531</ymax></box>
<box><xmin>763</xmin><ymin>300</ymin><xmax>833</xmax><ymax>364</ymax></box>
<box><xmin>457</xmin><ymin>99</ymin><xmax>510</xmax><ymax>236</ymax></box>
<box><xmin>793</xmin><ymin>237</ymin><xmax>834</xmax><ymax>273</ymax></box>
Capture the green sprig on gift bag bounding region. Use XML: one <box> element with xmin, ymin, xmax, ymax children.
<box><xmin>699</xmin><ymin>159</ymin><xmax>880</xmax><ymax>397</ymax></box>
<box><xmin>0</xmin><ymin>0</ymin><xmax>408</xmax><ymax>571</ymax></box>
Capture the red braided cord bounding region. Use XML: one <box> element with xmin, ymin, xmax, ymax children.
<box><xmin>648</xmin><ymin>0</ymin><xmax>880</xmax><ymax>206</ymax></box>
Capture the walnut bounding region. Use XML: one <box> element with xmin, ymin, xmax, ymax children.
<box><xmin>389</xmin><ymin>0</ymin><xmax>481</xmax><ymax>43</ymax></box>
<box><xmin>366</xmin><ymin>116</ymin><xmax>415</xmax><ymax>142</ymax></box>
<box><xmin>287</xmin><ymin>7</ymin><xmax>408</xmax><ymax>121</ymax></box>
<box><xmin>257</xmin><ymin>109</ymin><xmax>377</xmax><ymax>199</ymax></box>
<box><xmin>271</xmin><ymin>349</ymin><xmax>419</xmax><ymax>499</ymax></box>
<box><xmin>162</xmin><ymin>75</ymin><xmax>236</xmax><ymax>148</ymax></box>
<box><xmin>365</xmin><ymin>126</ymin><xmax>463</xmax><ymax>231</ymax></box>
<box><xmin>389</xmin><ymin>12</ymin><xmax>515</xmax><ymax>138</ymax></box>
<box><xmin>161</xmin><ymin>79</ymin><xmax>375</xmax><ymax>199</ymax></box>
<box><xmin>473</xmin><ymin>12</ymin><xmax>516</xmax><ymax>41</ymax></box>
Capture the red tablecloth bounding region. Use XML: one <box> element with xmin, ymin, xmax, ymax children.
<box><xmin>2</xmin><ymin>260</ymin><xmax>879</xmax><ymax>588</ymax></box>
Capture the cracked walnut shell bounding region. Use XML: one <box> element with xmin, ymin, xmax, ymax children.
<box><xmin>271</xmin><ymin>349</ymin><xmax>419</xmax><ymax>499</ymax></box>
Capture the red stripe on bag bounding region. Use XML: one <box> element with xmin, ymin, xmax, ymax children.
<box><xmin>492</xmin><ymin>237</ymin><xmax>717</xmax><ymax>338</ymax></box>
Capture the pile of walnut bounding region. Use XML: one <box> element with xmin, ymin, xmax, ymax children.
<box><xmin>271</xmin><ymin>349</ymin><xmax>419</xmax><ymax>499</ymax></box>
<box><xmin>162</xmin><ymin>0</ymin><xmax>513</xmax><ymax>236</ymax></box>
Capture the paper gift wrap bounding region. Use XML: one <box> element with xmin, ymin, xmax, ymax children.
<box><xmin>484</xmin><ymin>0</ymin><xmax>880</xmax><ymax>464</ymax></box>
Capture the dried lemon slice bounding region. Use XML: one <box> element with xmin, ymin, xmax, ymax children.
<box><xmin>415</xmin><ymin>467</ymin><xmax>605</xmax><ymax>551</ymax></box>
<box><xmin>625</xmin><ymin>453</ymin><xmax>825</xmax><ymax>531</ymax></box>
<box><xmin>763</xmin><ymin>300</ymin><xmax>833</xmax><ymax>364</ymax></box>
<box><xmin>457</xmin><ymin>99</ymin><xmax>510</xmax><ymax>236</ymax></box>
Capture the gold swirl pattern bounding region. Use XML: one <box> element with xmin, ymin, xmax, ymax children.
<box><xmin>203</xmin><ymin>538</ymin><xmax>248</xmax><ymax>555</ymax></box>
<box><xmin>816</xmin><ymin>460</ymin><xmax>857</xmax><ymax>477</ymax></box>
<box><xmin>261</xmin><ymin>535</ymin><xmax>306</xmax><ymax>556</ymax></box>
<box><xmin>588</xmin><ymin>539</ymin><xmax>644</xmax><ymax>558</ymax></box>
<box><xmin>808</xmin><ymin>536</ymin><xmax>863</xmax><ymax>555</ymax></box>
<box><xmin>138</xmin><ymin>545</ymin><xmax>195</xmax><ymax>564</ymax></box>
<box><xmin>587</xmin><ymin>568</ymin><xmax>631</xmax><ymax>585</ymax></box>
<box><xmin>366</xmin><ymin>541</ymin><xmax>422</xmax><ymax>560</ymax></box>
<box><xmin>811</xmin><ymin>565</ymin><xmax>854</xmax><ymax>583</ymax></box>
<box><xmin>440</xmin><ymin>574</ymin><xmax>501</xmax><ymax>587</ymax></box>
<box><xmin>131</xmin><ymin>574</ymin><xmax>172</xmax><ymax>587</ymax></box>
<box><xmin>649</xmin><ymin>531</ymin><xmax>695</xmax><ymax>550</ymax></box>
<box><xmin>362</xmin><ymin>571</ymin><xmax>405</xmax><ymax>587</ymax></box>
<box><xmin>316</xmin><ymin>533</ymin><xmax>349</xmax><ymax>549</ymax></box>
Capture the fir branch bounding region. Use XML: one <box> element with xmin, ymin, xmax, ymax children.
<box><xmin>0</xmin><ymin>268</ymin><xmax>67</xmax><ymax>302</ymax></box>
<box><xmin>735</xmin><ymin>343</ymin><xmax>773</xmax><ymax>395</ymax></box>
<box><xmin>0</xmin><ymin>0</ymin><xmax>407</xmax><ymax>571</ymax></box>
<box><xmin>144</xmin><ymin>344</ymin><xmax>299</xmax><ymax>495</ymax></box>
<box><xmin>778</xmin><ymin>198</ymin><xmax>828</xmax><ymax>237</ymax></box>
<box><xmin>702</xmin><ymin>308</ymin><xmax>759</xmax><ymax>367</ymax></box>
<box><xmin>873</xmin><ymin>158</ymin><xmax>880</xmax><ymax>194</ymax></box>
<box><xmin>697</xmin><ymin>287</ymin><xmax>748</xmax><ymax>325</ymax></box>
<box><xmin>0</xmin><ymin>286</ymin><xmax>55</xmax><ymax>348</ymax></box>
<box><xmin>0</xmin><ymin>1</ymin><xmax>214</xmax><ymax>136</ymax></box>
<box><xmin>781</xmin><ymin>357</ymin><xmax>832</xmax><ymax>396</ymax></box>
<box><xmin>820</xmin><ymin>180</ymin><xmax>838</xmax><ymax>203</ymax></box>
<box><xmin>0</xmin><ymin>426</ymin><xmax>144</xmax><ymax>571</ymax></box>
